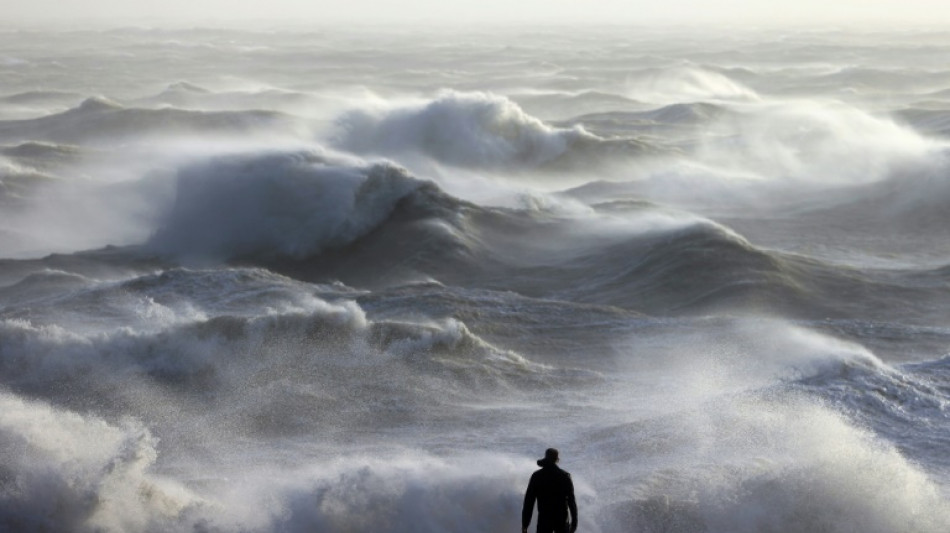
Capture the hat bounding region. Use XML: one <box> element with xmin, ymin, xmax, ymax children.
<box><xmin>537</xmin><ymin>448</ymin><xmax>559</xmax><ymax>467</ymax></box>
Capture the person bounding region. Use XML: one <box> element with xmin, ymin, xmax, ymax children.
<box><xmin>522</xmin><ymin>448</ymin><xmax>578</xmax><ymax>533</ymax></box>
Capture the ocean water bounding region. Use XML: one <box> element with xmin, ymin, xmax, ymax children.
<box><xmin>1</xmin><ymin>24</ymin><xmax>950</xmax><ymax>532</ymax></box>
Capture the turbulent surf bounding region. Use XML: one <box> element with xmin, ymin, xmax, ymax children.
<box><xmin>1</xmin><ymin>24</ymin><xmax>950</xmax><ymax>533</ymax></box>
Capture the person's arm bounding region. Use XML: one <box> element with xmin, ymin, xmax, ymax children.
<box><xmin>566</xmin><ymin>475</ymin><xmax>578</xmax><ymax>533</ymax></box>
<box><xmin>522</xmin><ymin>475</ymin><xmax>536</xmax><ymax>533</ymax></box>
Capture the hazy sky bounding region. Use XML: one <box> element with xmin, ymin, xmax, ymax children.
<box><xmin>5</xmin><ymin>0</ymin><xmax>950</xmax><ymax>26</ymax></box>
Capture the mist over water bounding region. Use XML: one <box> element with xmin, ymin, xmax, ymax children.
<box><xmin>1</xmin><ymin>24</ymin><xmax>950</xmax><ymax>532</ymax></box>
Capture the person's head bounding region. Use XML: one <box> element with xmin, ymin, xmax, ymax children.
<box><xmin>537</xmin><ymin>447</ymin><xmax>559</xmax><ymax>467</ymax></box>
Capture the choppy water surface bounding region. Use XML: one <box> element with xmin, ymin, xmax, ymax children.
<box><xmin>1</xmin><ymin>24</ymin><xmax>950</xmax><ymax>532</ymax></box>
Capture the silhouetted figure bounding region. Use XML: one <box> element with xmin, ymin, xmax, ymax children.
<box><xmin>522</xmin><ymin>448</ymin><xmax>578</xmax><ymax>533</ymax></box>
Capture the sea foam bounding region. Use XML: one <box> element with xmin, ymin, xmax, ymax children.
<box><xmin>335</xmin><ymin>90</ymin><xmax>598</xmax><ymax>168</ymax></box>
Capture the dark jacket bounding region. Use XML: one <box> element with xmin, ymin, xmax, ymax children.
<box><xmin>522</xmin><ymin>463</ymin><xmax>578</xmax><ymax>531</ymax></box>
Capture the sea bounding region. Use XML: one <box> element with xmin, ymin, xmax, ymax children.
<box><xmin>0</xmin><ymin>23</ymin><xmax>949</xmax><ymax>532</ymax></box>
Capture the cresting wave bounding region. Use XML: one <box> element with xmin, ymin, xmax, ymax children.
<box><xmin>334</xmin><ymin>90</ymin><xmax>588</xmax><ymax>168</ymax></box>
<box><xmin>694</xmin><ymin>99</ymin><xmax>941</xmax><ymax>185</ymax></box>
<box><xmin>624</xmin><ymin>65</ymin><xmax>761</xmax><ymax>103</ymax></box>
<box><xmin>334</xmin><ymin>90</ymin><xmax>656</xmax><ymax>170</ymax></box>
<box><xmin>148</xmin><ymin>150</ymin><xmax>428</xmax><ymax>262</ymax></box>
<box><xmin>0</xmin><ymin>391</ymin><xmax>196</xmax><ymax>533</ymax></box>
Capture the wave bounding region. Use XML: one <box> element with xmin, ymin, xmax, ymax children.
<box><xmin>625</xmin><ymin>65</ymin><xmax>760</xmax><ymax>104</ymax></box>
<box><xmin>158</xmin><ymin>81</ymin><xmax>210</xmax><ymax>95</ymax></box>
<box><xmin>562</xmin><ymin>102</ymin><xmax>730</xmax><ymax>142</ymax></box>
<box><xmin>811</xmin><ymin>355</ymin><xmax>950</xmax><ymax>421</ymax></box>
<box><xmin>0</xmin><ymin>156</ymin><xmax>59</xmax><ymax>205</ymax></box>
<box><xmin>0</xmin><ymin>142</ymin><xmax>86</xmax><ymax>197</ymax></box>
<box><xmin>693</xmin><ymin>99</ymin><xmax>940</xmax><ymax>185</ymax></box>
<box><xmin>135</xmin><ymin>82</ymin><xmax>321</xmax><ymax>113</ymax></box>
<box><xmin>589</xmin><ymin>318</ymin><xmax>950</xmax><ymax>532</ymax></box>
<box><xmin>0</xmin><ymin>97</ymin><xmax>306</xmax><ymax>146</ymax></box>
<box><xmin>511</xmin><ymin>89</ymin><xmax>643</xmax><ymax>121</ymax></box>
<box><xmin>333</xmin><ymin>90</ymin><xmax>620</xmax><ymax>169</ymax></box>
<box><xmin>0</xmin><ymin>141</ymin><xmax>84</xmax><ymax>161</ymax></box>
<box><xmin>0</xmin><ymin>143</ymin><xmax>90</xmax><ymax>207</ymax></box>
<box><xmin>471</xmin><ymin>216</ymin><xmax>944</xmax><ymax>321</ymax></box>
<box><xmin>0</xmin><ymin>391</ymin><xmax>200</xmax><ymax>533</ymax></box>
<box><xmin>573</xmin><ymin>315</ymin><xmax>950</xmax><ymax>532</ymax></box>
<box><xmin>897</xmin><ymin>106</ymin><xmax>950</xmax><ymax>136</ymax></box>
<box><xmin>812</xmin><ymin>66</ymin><xmax>950</xmax><ymax>94</ymax></box>
<box><xmin>249</xmin><ymin>453</ymin><xmax>528</xmax><ymax>533</ymax></box>
<box><xmin>0</xmin><ymin>90</ymin><xmax>84</xmax><ymax>106</ymax></box>
<box><xmin>0</xmin><ymin>90</ymin><xmax>84</xmax><ymax>120</ymax></box>
<box><xmin>927</xmin><ymin>83</ymin><xmax>950</xmax><ymax>97</ymax></box>
<box><xmin>0</xmin><ymin>269</ymin><xmax>91</xmax><ymax>307</ymax></box>
<box><xmin>0</xmin><ymin>275</ymin><xmax>577</xmax><ymax>424</ymax></box>
<box><xmin>148</xmin><ymin>150</ymin><xmax>429</xmax><ymax>262</ymax></box>
<box><xmin>510</xmin><ymin>221</ymin><xmax>823</xmax><ymax>316</ymax></box>
<box><xmin>585</xmin><ymin>317</ymin><xmax>950</xmax><ymax>533</ymax></box>
<box><xmin>637</xmin><ymin>102</ymin><xmax>730</xmax><ymax>125</ymax></box>
<box><xmin>611</xmin><ymin>395</ymin><xmax>950</xmax><ymax>533</ymax></box>
<box><xmin>788</xmin><ymin>150</ymin><xmax>950</xmax><ymax>238</ymax></box>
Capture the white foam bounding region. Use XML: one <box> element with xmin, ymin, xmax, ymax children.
<box><xmin>605</xmin><ymin>321</ymin><xmax>950</xmax><ymax>532</ymax></box>
<box><xmin>626</xmin><ymin>66</ymin><xmax>760</xmax><ymax>104</ymax></box>
<box><xmin>696</xmin><ymin>99</ymin><xmax>942</xmax><ymax>185</ymax></box>
<box><xmin>0</xmin><ymin>391</ymin><xmax>199</xmax><ymax>532</ymax></box>
<box><xmin>198</xmin><ymin>452</ymin><xmax>535</xmax><ymax>533</ymax></box>
<box><xmin>334</xmin><ymin>90</ymin><xmax>597</xmax><ymax>169</ymax></box>
<box><xmin>688</xmin><ymin>399</ymin><xmax>950</xmax><ymax>533</ymax></box>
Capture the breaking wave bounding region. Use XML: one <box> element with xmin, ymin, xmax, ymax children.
<box><xmin>334</xmin><ymin>90</ymin><xmax>605</xmax><ymax>169</ymax></box>
<box><xmin>148</xmin><ymin>151</ymin><xmax>427</xmax><ymax>262</ymax></box>
<box><xmin>626</xmin><ymin>66</ymin><xmax>760</xmax><ymax>103</ymax></box>
<box><xmin>606</xmin><ymin>396</ymin><xmax>950</xmax><ymax>533</ymax></box>
<box><xmin>0</xmin><ymin>391</ymin><xmax>199</xmax><ymax>533</ymax></box>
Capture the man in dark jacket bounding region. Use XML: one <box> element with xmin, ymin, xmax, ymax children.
<box><xmin>522</xmin><ymin>448</ymin><xmax>578</xmax><ymax>533</ymax></box>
